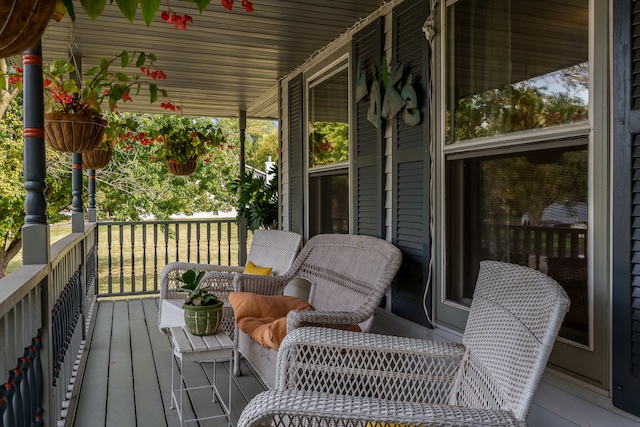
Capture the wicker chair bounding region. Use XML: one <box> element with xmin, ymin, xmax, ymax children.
<box><xmin>231</xmin><ymin>233</ymin><xmax>403</xmax><ymax>389</ymax></box>
<box><xmin>157</xmin><ymin>229</ymin><xmax>302</xmax><ymax>338</ymax></box>
<box><xmin>238</xmin><ymin>260</ymin><xmax>570</xmax><ymax>427</ymax></box>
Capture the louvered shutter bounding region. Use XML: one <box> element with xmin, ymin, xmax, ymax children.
<box><xmin>390</xmin><ymin>0</ymin><xmax>431</xmax><ymax>326</ymax></box>
<box><xmin>612</xmin><ymin>0</ymin><xmax>640</xmax><ymax>416</ymax></box>
<box><xmin>288</xmin><ymin>74</ymin><xmax>304</xmax><ymax>236</ymax></box>
<box><xmin>351</xmin><ymin>18</ymin><xmax>383</xmax><ymax>238</ymax></box>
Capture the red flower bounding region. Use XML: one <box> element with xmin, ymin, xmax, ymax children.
<box><xmin>241</xmin><ymin>0</ymin><xmax>253</xmax><ymax>12</ymax></box>
<box><xmin>221</xmin><ymin>0</ymin><xmax>233</xmax><ymax>11</ymax></box>
<box><xmin>122</xmin><ymin>92</ymin><xmax>132</xmax><ymax>102</ymax></box>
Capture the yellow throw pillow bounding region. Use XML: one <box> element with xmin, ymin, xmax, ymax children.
<box><xmin>243</xmin><ymin>260</ymin><xmax>272</xmax><ymax>276</ymax></box>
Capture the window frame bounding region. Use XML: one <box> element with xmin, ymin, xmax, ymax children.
<box><xmin>432</xmin><ymin>0</ymin><xmax>609</xmax><ymax>389</ymax></box>
<box><xmin>303</xmin><ymin>55</ymin><xmax>351</xmax><ymax>239</ymax></box>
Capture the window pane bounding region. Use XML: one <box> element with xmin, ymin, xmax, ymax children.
<box><xmin>445</xmin><ymin>144</ymin><xmax>589</xmax><ymax>345</ymax></box>
<box><xmin>309</xmin><ymin>172</ymin><xmax>349</xmax><ymax>237</ymax></box>
<box><xmin>446</xmin><ymin>0</ymin><xmax>589</xmax><ymax>144</ymax></box>
<box><xmin>309</xmin><ymin>68</ymin><xmax>349</xmax><ymax>167</ymax></box>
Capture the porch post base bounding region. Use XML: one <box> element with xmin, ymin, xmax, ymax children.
<box><xmin>22</xmin><ymin>224</ymin><xmax>50</xmax><ymax>265</ymax></box>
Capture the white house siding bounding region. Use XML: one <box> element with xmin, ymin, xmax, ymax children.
<box><xmin>279</xmin><ymin>81</ymin><xmax>290</xmax><ymax>232</ymax></box>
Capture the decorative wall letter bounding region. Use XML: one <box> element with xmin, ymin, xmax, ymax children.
<box><xmin>381</xmin><ymin>63</ymin><xmax>405</xmax><ymax>120</ymax></box>
<box><xmin>367</xmin><ymin>79</ymin><xmax>382</xmax><ymax>129</ymax></box>
<box><xmin>362</xmin><ymin>58</ymin><xmax>421</xmax><ymax>128</ymax></box>
<box><xmin>355</xmin><ymin>60</ymin><xmax>369</xmax><ymax>102</ymax></box>
<box><xmin>401</xmin><ymin>84</ymin><xmax>420</xmax><ymax>126</ymax></box>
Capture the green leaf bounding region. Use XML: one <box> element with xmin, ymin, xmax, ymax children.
<box><xmin>0</xmin><ymin>77</ymin><xmax>6</xmax><ymax>91</ymax></box>
<box><xmin>114</xmin><ymin>72</ymin><xmax>130</xmax><ymax>82</ymax></box>
<box><xmin>149</xmin><ymin>83</ymin><xmax>158</xmax><ymax>103</ymax></box>
<box><xmin>63</xmin><ymin>0</ymin><xmax>76</xmax><ymax>21</ymax></box>
<box><xmin>83</xmin><ymin>66</ymin><xmax>100</xmax><ymax>76</ymax></box>
<box><xmin>80</xmin><ymin>0</ymin><xmax>106</xmax><ymax>19</ymax></box>
<box><xmin>135</xmin><ymin>53</ymin><xmax>146</xmax><ymax>68</ymax></box>
<box><xmin>135</xmin><ymin>83</ymin><xmax>142</xmax><ymax>95</ymax></box>
<box><xmin>109</xmin><ymin>85</ymin><xmax>125</xmax><ymax>100</ymax></box>
<box><xmin>114</xmin><ymin>0</ymin><xmax>138</xmax><ymax>22</ymax></box>
<box><xmin>121</xmin><ymin>51</ymin><xmax>129</xmax><ymax>68</ymax></box>
<box><xmin>140</xmin><ymin>0</ymin><xmax>161</xmax><ymax>27</ymax></box>
<box><xmin>50</xmin><ymin>60</ymin><xmax>74</xmax><ymax>75</ymax></box>
<box><xmin>148</xmin><ymin>53</ymin><xmax>157</xmax><ymax>62</ymax></box>
<box><xmin>194</xmin><ymin>0</ymin><xmax>212</xmax><ymax>13</ymax></box>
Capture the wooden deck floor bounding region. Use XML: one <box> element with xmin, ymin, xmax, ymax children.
<box><xmin>73</xmin><ymin>297</ymin><xmax>266</xmax><ymax>427</ymax></box>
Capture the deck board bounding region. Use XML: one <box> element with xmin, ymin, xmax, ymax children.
<box><xmin>73</xmin><ymin>297</ymin><xmax>267</xmax><ymax>427</ymax></box>
<box><xmin>74</xmin><ymin>300</ymin><xmax>113</xmax><ymax>427</ymax></box>
<box><xmin>129</xmin><ymin>299</ymin><xmax>167</xmax><ymax>427</ymax></box>
<box><xmin>107</xmin><ymin>300</ymin><xmax>136</xmax><ymax>426</ymax></box>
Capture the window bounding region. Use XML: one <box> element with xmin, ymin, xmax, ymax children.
<box><xmin>436</xmin><ymin>0</ymin><xmax>606</xmax><ymax>385</ymax></box>
<box><xmin>446</xmin><ymin>143</ymin><xmax>589</xmax><ymax>345</ymax></box>
<box><xmin>307</xmin><ymin>62</ymin><xmax>349</xmax><ymax>237</ymax></box>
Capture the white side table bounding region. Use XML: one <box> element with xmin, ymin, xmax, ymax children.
<box><xmin>170</xmin><ymin>326</ymin><xmax>234</xmax><ymax>426</ymax></box>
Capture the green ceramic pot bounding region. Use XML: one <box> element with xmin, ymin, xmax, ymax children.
<box><xmin>183</xmin><ymin>300</ymin><xmax>223</xmax><ymax>336</ymax></box>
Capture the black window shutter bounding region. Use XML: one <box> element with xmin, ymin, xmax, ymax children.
<box><xmin>612</xmin><ymin>0</ymin><xmax>640</xmax><ymax>416</ymax></box>
<box><xmin>288</xmin><ymin>74</ymin><xmax>304</xmax><ymax>236</ymax></box>
<box><xmin>390</xmin><ymin>0</ymin><xmax>431</xmax><ymax>326</ymax></box>
<box><xmin>351</xmin><ymin>18</ymin><xmax>383</xmax><ymax>238</ymax></box>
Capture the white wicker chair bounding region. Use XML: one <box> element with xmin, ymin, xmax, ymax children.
<box><xmin>238</xmin><ymin>260</ymin><xmax>570</xmax><ymax>427</ymax></box>
<box><xmin>157</xmin><ymin>229</ymin><xmax>302</xmax><ymax>338</ymax></box>
<box><xmin>231</xmin><ymin>233</ymin><xmax>403</xmax><ymax>389</ymax></box>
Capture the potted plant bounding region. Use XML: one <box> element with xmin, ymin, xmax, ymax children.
<box><xmin>82</xmin><ymin>112</ymin><xmax>140</xmax><ymax>169</ymax></box>
<box><xmin>143</xmin><ymin>115</ymin><xmax>226</xmax><ymax>176</ymax></box>
<box><xmin>175</xmin><ymin>269</ymin><xmax>223</xmax><ymax>336</ymax></box>
<box><xmin>40</xmin><ymin>50</ymin><xmax>178</xmax><ymax>153</ymax></box>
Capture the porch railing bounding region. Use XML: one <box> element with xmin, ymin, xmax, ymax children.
<box><xmin>0</xmin><ymin>218</ymin><xmax>245</xmax><ymax>427</ymax></box>
<box><xmin>0</xmin><ymin>224</ymin><xmax>97</xmax><ymax>427</ymax></box>
<box><xmin>96</xmin><ymin>218</ymin><xmax>247</xmax><ymax>296</ymax></box>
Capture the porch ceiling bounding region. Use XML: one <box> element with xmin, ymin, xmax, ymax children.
<box><xmin>38</xmin><ymin>0</ymin><xmax>387</xmax><ymax>121</ymax></box>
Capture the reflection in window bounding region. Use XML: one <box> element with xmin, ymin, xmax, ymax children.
<box><xmin>308</xmin><ymin>67</ymin><xmax>349</xmax><ymax>167</ymax></box>
<box><xmin>309</xmin><ymin>172</ymin><xmax>349</xmax><ymax>237</ymax></box>
<box><xmin>446</xmin><ymin>145</ymin><xmax>589</xmax><ymax>345</ymax></box>
<box><xmin>446</xmin><ymin>0</ymin><xmax>589</xmax><ymax>144</ymax></box>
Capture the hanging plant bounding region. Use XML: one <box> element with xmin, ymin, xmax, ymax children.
<box><xmin>0</xmin><ymin>0</ymin><xmax>64</xmax><ymax>58</ymax></box>
<box><xmin>63</xmin><ymin>0</ymin><xmax>253</xmax><ymax>28</ymax></box>
<box><xmin>120</xmin><ymin>114</ymin><xmax>227</xmax><ymax>176</ymax></box>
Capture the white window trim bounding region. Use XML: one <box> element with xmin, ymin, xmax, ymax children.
<box><xmin>303</xmin><ymin>55</ymin><xmax>351</xmax><ymax>239</ymax></box>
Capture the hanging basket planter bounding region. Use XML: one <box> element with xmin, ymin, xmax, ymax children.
<box><xmin>82</xmin><ymin>147</ymin><xmax>113</xmax><ymax>169</ymax></box>
<box><xmin>0</xmin><ymin>0</ymin><xmax>58</xmax><ymax>58</ymax></box>
<box><xmin>44</xmin><ymin>112</ymin><xmax>108</xmax><ymax>153</ymax></box>
<box><xmin>166</xmin><ymin>157</ymin><xmax>198</xmax><ymax>176</ymax></box>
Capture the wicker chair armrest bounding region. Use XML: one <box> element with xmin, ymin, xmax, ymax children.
<box><xmin>233</xmin><ymin>273</ymin><xmax>289</xmax><ymax>296</ymax></box>
<box><xmin>238</xmin><ymin>390</ymin><xmax>523</xmax><ymax>427</ymax></box>
<box><xmin>286</xmin><ymin>309</ymin><xmax>367</xmax><ymax>332</ymax></box>
<box><xmin>160</xmin><ymin>262</ymin><xmax>244</xmax><ymax>298</ymax></box>
<box><xmin>275</xmin><ymin>327</ymin><xmax>465</xmax><ymax>403</ymax></box>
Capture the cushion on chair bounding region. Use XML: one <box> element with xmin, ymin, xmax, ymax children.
<box><xmin>229</xmin><ymin>292</ymin><xmax>313</xmax><ymax>350</ymax></box>
<box><xmin>242</xmin><ymin>260</ymin><xmax>273</xmax><ymax>276</ymax></box>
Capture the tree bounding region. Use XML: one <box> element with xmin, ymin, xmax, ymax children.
<box><xmin>93</xmin><ymin>113</ymin><xmax>239</xmax><ymax>220</ymax></box>
<box><xmin>217</xmin><ymin>119</ymin><xmax>278</xmax><ymax>170</ymax></box>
